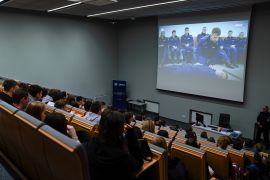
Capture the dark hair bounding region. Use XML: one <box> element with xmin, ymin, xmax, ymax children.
<box><xmin>13</xmin><ymin>88</ymin><xmax>28</xmax><ymax>104</ymax></box>
<box><xmin>232</xmin><ymin>138</ymin><xmax>244</xmax><ymax>151</ymax></box>
<box><xmin>76</xmin><ymin>96</ymin><xmax>83</xmax><ymax>102</ymax></box>
<box><xmin>133</xmin><ymin>126</ymin><xmax>143</xmax><ymax>139</ymax></box>
<box><xmin>228</xmin><ymin>30</ymin><xmax>233</xmax><ymax>33</ymax></box>
<box><xmin>124</xmin><ymin>112</ymin><xmax>133</xmax><ymax>124</ymax></box>
<box><xmin>200</xmin><ymin>131</ymin><xmax>208</xmax><ymax>139</ymax></box>
<box><xmin>42</xmin><ymin>88</ymin><xmax>48</xmax><ymax>98</ymax></box>
<box><xmin>3</xmin><ymin>80</ymin><xmax>17</xmax><ymax>91</ymax></box>
<box><xmin>91</xmin><ymin>101</ymin><xmax>101</xmax><ymax>114</ymax></box>
<box><xmin>44</xmin><ymin>112</ymin><xmax>67</xmax><ymax>135</ymax></box>
<box><xmin>84</xmin><ymin>100</ymin><xmax>92</xmax><ymax>111</ymax></box>
<box><xmin>19</xmin><ymin>83</ymin><xmax>29</xmax><ymax>93</ymax></box>
<box><xmin>244</xmin><ymin>138</ymin><xmax>254</xmax><ymax>148</ymax></box>
<box><xmin>185</xmin><ymin>27</ymin><xmax>189</xmax><ymax>30</ymax></box>
<box><xmin>207</xmin><ymin>137</ymin><xmax>216</xmax><ymax>143</ymax></box>
<box><xmin>67</xmin><ymin>95</ymin><xmax>75</xmax><ymax>104</ymax></box>
<box><xmin>98</xmin><ymin>110</ymin><xmax>125</xmax><ymax>146</ymax></box>
<box><xmin>157</xmin><ymin>130</ymin><xmax>169</xmax><ymax>138</ymax></box>
<box><xmin>211</xmin><ymin>27</ymin><xmax>221</xmax><ymax>36</ymax></box>
<box><xmin>54</xmin><ymin>99</ymin><xmax>66</xmax><ymax>109</ymax></box>
<box><xmin>48</xmin><ymin>89</ymin><xmax>61</xmax><ymax>102</ymax></box>
<box><xmin>59</xmin><ymin>91</ymin><xmax>67</xmax><ymax>100</ymax></box>
<box><xmin>29</xmin><ymin>85</ymin><xmax>42</xmax><ymax>97</ymax></box>
<box><xmin>70</xmin><ymin>101</ymin><xmax>79</xmax><ymax>108</ymax></box>
<box><xmin>172</xmin><ymin>30</ymin><xmax>176</xmax><ymax>33</ymax></box>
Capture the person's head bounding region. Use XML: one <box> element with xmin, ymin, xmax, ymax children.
<box><xmin>59</xmin><ymin>91</ymin><xmax>67</xmax><ymax>100</ymax></box>
<box><xmin>3</xmin><ymin>79</ymin><xmax>18</xmax><ymax>94</ymax></box>
<box><xmin>185</xmin><ymin>27</ymin><xmax>189</xmax><ymax>35</ymax></box>
<box><xmin>44</xmin><ymin>112</ymin><xmax>67</xmax><ymax>135</ymax></box>
<box><xmin>200</xmin><ymin>131</ymin><xmax>208</xmax><ymax>139</ymax></box>
<box><xmin>19</xmin><ymin>83</ymin><xmax>29</xmax><ymax>93</ymax></box>
<box><xmin>263</xmin><ymin>105</ymin><xmax>269</xmax><ymax>112</ymax></box>
<box><xmin>29</xmin><ymin>85</ymin><xmax>43</xmax><ymax>101</ymax></box>
<box><xmin>142</xmin><ymin>118</ymin><xmax>155</xmax><ymax>133</ymax></box>
<box><xmin>152</xmin><ymin>137</ymin><xmax>168</xmax><ymax>151</ymax></box>
<box><xmin>185</xmin><ymin>126</ymin><xmax>193</xmax><ymax>134</ymax></box>
<box><xmin>210</xmin><ymin>27</ymin><xmax>221</xmax><ymax>43</ymax></box>
<box><xmin>228</xmin><ymin>30</ymin><xmax>233</xmax><ymax>37</ymax></box>
<box><xmin>160</xmin><ymin>29</ymin><xmax>165</xmax><ymax>37</ymax></box>
<box><xmin>42</xmin><ymin>88</ymin><xmax>48</xmax><ymax>98</ymax></box>
<box><xmin>254</xmin><ymin>143</ymin><xmax>264</xmax><ymax>152</ymax></box>
<box><xmin>232</xmin><ymin>138</ymin><xmax>244</xmax><ymax>150</ymax></box>
<box><xmin>76</xmin><ymin>96</ymin><xmax>83</xmax><ymax>105</ymax></box>
<box><xmin>84</xmin><ymin>100</ymin><xmax>92</xmax><ymax>112</ymax></box>
<box><xmin>157</xmin><ymin>130</ymin><xmax>169</xmax><ymax>138</ymax></box>
<box><xmin>26</xmin><ymin>101</ymin><xmax>46</xmax><ymax>121</ymax></box>
<box><xmin>48</xmin><ymin>89</ymin><xmax>61</xmax><ymax>102</ymax></box>
<box><xmin>239</xmin><ymin>32</ymin><xmax>244</xmax><ymax>38</ymax></box>
<box><xmin>12</xmin><ymin>88</ymin><xmax>29</xmax><ymax>110</ymax></box>
<box><xmin>98</xmin><ymin>110</ymin><xmax>125</xmax><ymax>146</ymax></box>
<box><xmin>70</xmin><ymin>101</ymin><xmax>79</xmax><ymax>108</ymax></box>
<box><xmin>100</xmin><ymin>101</ymin><xmax>107</xmax><ymax>112</ymax></box>
<box><xmin>207</xmin><ymin>137</ymin><xmax>216</xmax><ymax>143</ymax></box>
<box><xmin>186</xmin><ymin>137</ymin><xmax>198</xmax><ymax>148</ymax></box>
<box><xmin>54</xmin><ymin>99</ymin><xmax>66</xmax><ymax>110</ymax></box>
<box><xmin>67</xmin><ymin>95</ymin><xmax>75</xmax><ymax>104</ymax></box>
<box><xmin>202</xmin><ymin>27</ymin><xmax>207</xmax><ymax>33</ymax></box>
<box><xmin>124</xmin><ymin>112</ymin><xmax>134</xmax><ymax>125</ymax></box>
<box><xmin>217</xmin><ymin>136</ymin><xmax>229</xmax><ymax>150</ymax></box>
<box><xmin>243</xmin><ymin>138</ymin><xmax>254</xmax><ymax>148</ymax></box>
<box><xmin>91</xmin><ymin>101</ymin><xmax>102</xmax><ymax>115</ymax></box>
<box><xmin>172</xmin><ymin>30</ymin><xmax>176</xmax><ymax>37</ymax></box>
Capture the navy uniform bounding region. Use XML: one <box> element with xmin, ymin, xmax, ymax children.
<box><xmin>168</xmin><ymin>35</ymin><xmax>181</xmax><ymax>62</ymax></box>
<box><xmin>181</xmin><ymin>34</ymin><xmax>194</xmax><ymax>63</ymax></box>
<box><xmin>224</xmin><ymin>36</ymin><xmax>238</xmax><ymax>66</ymax></box>
<box><xmin>159</xmin><ymin>32</ymin><xmax>168</xmax><ymax>65</ymax></box>
<box><xmin>196</xmin><ymin>36</ymin><xmax>231</xmax><ymax>67</ymax></box>
<box><xmin>256</xmin><ymin>106</ymin><xmax>270</xmax><ymax>149</ymax></box>
<box><xmin>236</xmin><ymin>35</ymin><xmax>247</xmax><ymax>63</ymax></box>
<box><xmin>197</xmin><ymin>32</ymin><xmax>209</xmax><ymax>43</ymax></box>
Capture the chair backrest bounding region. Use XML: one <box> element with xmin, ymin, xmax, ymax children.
<box><xmin>242</xmin><ymin>150</ymin><xmax>255</xmax><ymax>164</ymax></box>
<box><xmin>197</xmin><ymin>138</ymin><xmax>216</xmax><ymax>147</ymax></box>
<box><xmin>64</xmin><ymin>105</ymin><xmax>73</xmax><ymax>112</ymax></box>
<box><xmin>228</xmin><ymin>147</ymin><xmax>245</xmax><ymax>171</ymax></box>
<box><xmin>72</xmin><ymin>107</ymin><xmax>86</xmax><ymax>117</ymax></box>
<box><xmin>171</xmin><ymin>142</ymin><xmax>207</xmax><ymax>180</ymax></box>
<box><xmin>45</xmin><ymin>104</ymin><xmax>56</xmax><ymax>115</ymax></box>
<box><xmin>70</xmin><ymin>116</ymin><xmax>95</xmax><ymax>135</ymax></box>
<box><xmin>174</xmin><ymin>136</ymin><xmax>187</xmax><ymax>144</ymax></box>
<box><xmin>143</xmin><ymin>131</ymin><xmax>172</xmax><ymax>149</ymax></box>
<box><xmin>148</xmin><ymin>144</ymin><xmax>168</xmax><ymax>180</ymax></box>
<box><xmin>219</xmin><ymin>113</ymin><xmax>230</xmax><ymax>128</ymax></box>
<box><xmin>55</xmin><ymin>108</ymin><xmax>75</xmax><ymax>122</ymax></box>
<box><xmin>0</xmin><ymin>100</ymin><xmax>90</xmax><ymax>180</ymax></box>
<box><xmin>200</xmin><ymin>145</ymin><xmax>229</xmax><ymax>179</ymax></box>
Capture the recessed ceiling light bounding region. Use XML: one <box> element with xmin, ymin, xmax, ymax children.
<box><xmin>87</xmin><ymin>0</ymin><xmax>186</xmax><ymax>17</ymax></box>
<box><xmin>48</xmin><ymin>2</ymin><xmax>82</xmax><ymax>12</ymax></box>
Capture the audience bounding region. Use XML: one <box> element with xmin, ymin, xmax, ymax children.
<box><xmin>12</xmin><ymin>88</ymin><xmax>29</xmax><ymax>110</ymax></box>
<box><xmin>157</xmin><ymin>130</ymin><xmax>169</xmax><ymax>138</ymax></box>
<box><xmin>76</xmin><ymin>96</ymin><xmax>83</xmax><ymax>108</ymax></box>
<box><xmin>142</xmin><ymin>117</ymin><xmax>155</xmax><ymax>133</ymax></box>
<box><xmin>186</xmin><ymin>131</ymin><xmax>200</xmax><ymax>148</ymax></box>
<box><xmin>232</xmin><ymin>137</ymin><xmax>244</xmax><ymax>150</ymax></box>
<box><xmin>84</xmin><ymin>100</ymin><xmax>92</xmax><ymax>112</ymax></box>
<box><xmin>124</xmin><ymin>112</ymin><xmax>135</xmax><ymax>125</ymax></box>
<box><xmin>83</xmin><ymin>101</ymin><xmax>101</xmax><ymax>125</ymax></box>
<box><xmin>25</xmin><ymin>101</ymin><xmax>46</xmax><ymax>121</ymax></box>
<box><xmin>200</xmin><ymin>131</ymin><xmax>208</xmax><ymax>139</ymax></box>
<box><xmin>84</xmin><ymin>110</ymin><xmax>143</xmax><ymax>180</ymax></box>
<box><xmin>54</xmin><ymin>99</ymin><xmax>66</xmax><ymax>110</ymax></box>
<box><xmin>28</xmin><ymin>85</ymin><xmax>43</xmax><ymax>102</ymax></box>
<box><xmin>0</xmin><ymin>79</ymin><xmax>18</xmax><ymax>105</ymax></box>
<box><xmin>44</xmin><ymin>112</ymin><xmax>79</xmax><ymax>142</ymax></box>
<box><xmin>152</xmin><ymin>136</ymin><xmax>168</xmax><ymax>152</ymax></box>
<box><xmin>217</xmin><ymin>136</ymin><xmax>229</xmax><ymax>150</ymax></box>
<box><xmin>18</xmin><ymin>82</ymin><xmax>29</xmax><ymax>93</ymax></box>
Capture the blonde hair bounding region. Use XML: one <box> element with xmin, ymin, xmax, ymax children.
<box><xmin>152</xmin><ymin>137</ymin><xmax>168</xmax><ymax>152</ymax></box>
<box><xmin>26</xmin><ymin>101</ymin><xmax>45</xmax><ymax>121</ymax></box>
<box><xmin>142</xmin><ymin>118</ymin><xmax>155</xmax><ymax>133</ymax></box>
<box><xmin>217</xmin><ymin>136</ymin><xmax>229</xmax><ymax>150</ymax></box>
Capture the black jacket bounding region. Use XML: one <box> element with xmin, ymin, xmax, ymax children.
<box><xmin>257</xmin><ymin>111</ymin><xmax>270</xmax><ymax>129</ymax></box>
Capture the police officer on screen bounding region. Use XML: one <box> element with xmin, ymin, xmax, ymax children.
<box><xmin>197</xmin><ymin>27</ymin><xmax>209</xmax><ymax>43</ymax></box>
<box><xmin>159</xmin><ymin>29</ymin><xmax>168</xmax><ymax>65</ymax></box>
<box><xmin>168</xmin><ymin>30</ymin><xmax>181</xmax><ymax>63</ymax></box>
<box><xmin>256</xmin><ymin>106</ymin><xmax>270</xmax><ymax>149</ymax></box>
<box><xmin>236</xmin><ymin>32</ymin><xmax>247</xmax><ymax>64</ymax></box>
<box><xmin>181</xmin><ymin>27</ymin><xmax>194</xmax><ymax>63</ymax></box>
<box><xmin>224</xmin><ymin>30</ymin><xmax>238</xmax><ymax>67</ymax></box>
<box><xmin>196</xmin><ymin>27</ymin><xmax>234</xmax><ymax>68</ymax></box>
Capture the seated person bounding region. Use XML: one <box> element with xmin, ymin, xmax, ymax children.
<box><xmin>142</xmin><ymin>117</ymin><xmax>155</xmax><ymax>133</ymax></box>
<box><xmin>54</xmin><ymin>99</ymin><xmax>66</xmax><ymax>110</ymax></box>
<box><xmin>186</xmin><ymin>132</ymin><xmax>200</xmax><ymax>148</ymax></box>
<box><xmin>83</xmin><ymin>101</ymin><xmax>101</xmax><ymax>125</ymax></box>
<box><xmin>13</xmin><ymin>88</ymin><xmax>29</xmax><ymax>110</ymax></box>
<box><xmin>84</xmin><ymin>100</ymin><xmax>92</xmax><ymax>112</ymax></box>
<box><xmin>0</xmin><ymin>79</ymin><xmax>18</xmax><ymax>105</ymax></box>
<box><xmin>84</xmin><ymin>110</ymin><xmax>143</xmax><ymax>180</ymax></box>
<box><xmin>28</xmin><ymin>85</ymin><xmax>43</xmax><ymax>102</ymax></box>
<box><xmin>44</xmin><ymin>112</ymin><xmax>80</xmax><ymax>142</ymax></box>
<box><xmin>242</xmin><ymin>138</ymin><xmax>255</xmax><ymax>151</ymax></box>
<box><xmin>157</xmin><ymin>130</ymin><xmax>169</xmax><ymax>138</ymax></box>
<box><xmin>124</xmin><ymin>112</ymin><xmax>135</xmax><ymax>125</ymax></box>
<box><xmin>217</xmin><ymin>136</ymin><xmax>229</xmax><ymax>150</ymax></box>
<box><xmin>232</xmin><ymin>137</ymin><xmax>244</xmax><ymax>151</ymax></box>
<box><xmin>200</xmin><ymin>131</ymin><xmax>208</xmax><ymax>139</ymax></box>
<box><xmin>25</xmin><ymin>101</ymin><xmax>46</xmax><ymax>122</ymax></box>
<box><xmin>207</xmin><ymin>137</ymin><xmax>216</xmax><ymax>143</ymax></box>
<box><xmin>152</xmin><ymin>136</ymin><xmax>168</xmax><ymax>152</ymax></box>
<box><xmin>76</xmin><ymin>96</ymin><xmax>83</xmax><ymax>109</ymax></box>
<box><xmin>185</xmin><ymin>126</ymin><xmax>194</xmax><ymax>138</ymax></box>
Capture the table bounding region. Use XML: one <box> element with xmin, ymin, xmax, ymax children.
<box><xmin>192</xmin><ymin>124</ymin><xmax>241</xmax><ymax>142</ymax></box>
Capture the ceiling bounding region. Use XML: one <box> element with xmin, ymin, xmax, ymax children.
<box><xmin>1</xmin><ymin>0</ymin><xmax>270</xmax><ymax>20</ymax></box>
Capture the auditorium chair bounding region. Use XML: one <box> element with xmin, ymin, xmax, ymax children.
<box><xmin>71</xmin><ymin>107</ymin><xmax>86</xmax><ymax>117</ymax></box>
<box><xmin>227</xmin><ymin>147</ymin><xmax>245</xmax><ymax>178</ymax></box>
<box><xmin>45</xmin><ymin>104</ymin><xmax>56</xmax><ymax>114</ymax></box>
<box><xmin>55</xmin><ymin>108</ymin><xmax>75</xmax><ymax>123</ymax></box>
<box><xmin>64</xmin><ymin>105</ymin><xmax>73</xmax><ymax>112</ymax></box>
<box><xmin>200</xmin><ymin>145</ymin><xmax>230</xmax><ymax>179</ymax></box>
<box><xmin>159</xmin><ymin>127</ymin><xmax>177</xmax><ymax>139</ymax></box>
<box><xmin>70</xmin><ymin>116</ymin><xmax>95</xmax><ymax>136</ymax></box>
<box><xmin>171</xmin><ymin>142</ymin><xmax>207</xmax><ymax>180</ymax></box>
<box><xmin>173</xmin><ymin>136</ymin><xmax>187</xmax><ymax>144</ymax></box>
<box><xmin>143</xmin><ymin>131</ymin><xmax>173</xmax><ymax>149</ymax></box>
<box><xmin>197</xmin><ymin>137</ymin><xmax>216</xmax><ymax>147</ymax></box>
<box><xmin>0</xmin><ymin>100</ymin><xmax>90</xmax><ymax>179</ymax></box>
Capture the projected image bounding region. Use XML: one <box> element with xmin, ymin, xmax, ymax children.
<box><xmin>158</xmin><ymin>20</ymin><xmax>249</xmax><ymax>81</ymax></box>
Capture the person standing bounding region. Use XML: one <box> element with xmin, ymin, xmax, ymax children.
<box><xmin>256</xmin><ymin>106</ymin><xmax>270</xmax><ymax>149</ymax></box>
